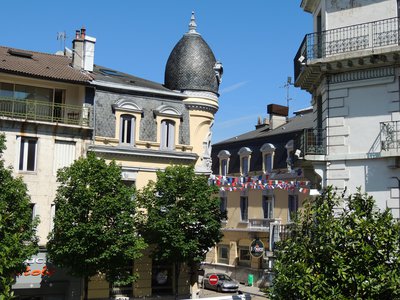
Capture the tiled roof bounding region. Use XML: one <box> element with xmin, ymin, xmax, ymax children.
<box><xmin>0</xmin><ymin>46</ymin><xmax>93</xmax><ymax>83</ymax></box>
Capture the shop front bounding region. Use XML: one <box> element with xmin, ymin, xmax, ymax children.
<box><xmin>12</xmin><ymin>251</ymin><xmax>82</xmax><ymax>300</ymax></box>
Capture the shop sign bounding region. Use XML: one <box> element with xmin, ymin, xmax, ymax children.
<box><xmin>249</xmin><ymin>239</ymin><xmax>265</xmax><ymax>258</ymax></box>
<box><xmin>13</xmin><ymin>252</ymin><xmax>56</xmax><ymax>289</ymax></box>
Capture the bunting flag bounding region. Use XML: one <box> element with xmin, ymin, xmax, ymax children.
<box><xmin>209</xmin><ymin>174</ymin><xmax>311</xmax><ymax>194</ymax></box>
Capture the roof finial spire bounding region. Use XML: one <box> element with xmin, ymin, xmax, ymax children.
<box><xmin>188</xmin><ymin>11</ymin><xmax>197</xmax><ymax>34</ymax></box>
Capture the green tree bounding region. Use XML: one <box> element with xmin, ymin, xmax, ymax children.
<box><xmin>270</xmin><ymin>187</ymin><xmax>400</xmax><ymax>300</ymax></box>
<box><xmin>137</xmin><ymin>165</ymin><xmax>223</xmax><ymax>298</ymax></box>
<box><xmin>0</xmin><ymin>134</ymin><xmax>39</xmax><ymax>300</ymax></box>
<box><xmin>47</xmin><ymin>152</ymin><xmax>147</xmax><ymax>299</ymax></box>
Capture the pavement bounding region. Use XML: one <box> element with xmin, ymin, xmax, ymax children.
<box><xmin>198</xmin><ymin>283</ymin><xmax>268</xmax><ymax>300</ymax></box>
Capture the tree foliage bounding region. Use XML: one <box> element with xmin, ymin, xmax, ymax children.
<box><xmin>138</xmin><ymin>165</ymin><xmax>223</xmax><ymax>266</ymax></box>
<box><xmin>0</xmin><ymin>134</ymin><xmax>39</xmax><ymax>299</ymax></box>
<box><xmin>47</xmin><ymin>152</ymin><xmax>147</xmax><ymax>286</ymax></box>
<box><xmin>270</xmin><ymin>187</ymin><xmax>400</xmax><ymax>300</ymax></box>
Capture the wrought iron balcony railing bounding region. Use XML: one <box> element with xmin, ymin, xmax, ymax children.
<box><xmin>249</xmin><ymin>218</ymin><xmax>275</xmax><ymax>229</ymax></box>
<box><xmin>294</xmin><ymin>17</ymin><xmax>400</xmax><ymax>81</ymax></box>
<box><xmin>296</xmin><ymin>128</ymin><xmax>326</xmax><ymax>156</ymax></box>
<box><xmin>380</xmin><ymin>121</ymin><xmax>400</xmax><ymax>152</ymax></box>
<box><xmin>0</xmin><ymin>97</ymin><xmax>92</xmax><ymax>127</ymax></box>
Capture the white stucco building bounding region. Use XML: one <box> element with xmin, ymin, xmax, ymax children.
<box><xmin>295</xmin><ymin>0</ymin><xmax>400</xmax><ymax>215</ymax></box>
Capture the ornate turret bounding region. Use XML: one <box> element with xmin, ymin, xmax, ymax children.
<box><xmin>164</xmin><ymin>12</ymin><xmax>223</xmax><ymax>99</ymax></box>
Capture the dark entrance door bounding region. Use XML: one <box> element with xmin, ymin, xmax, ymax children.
<box><xmin>152</xmin><ymin>263</ymin><xmax>173</xmax><ymax>295</ymax></box>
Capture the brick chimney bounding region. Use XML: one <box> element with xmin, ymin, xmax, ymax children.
<box><xmin>72</xmin><ymin>27</ymin><xmax>96</xmax><ymax>72</ymax></box>
<box><xmin>267</xmin><ymin>104</ymin><xmax>288</xmax><ymax>130</ymax></box>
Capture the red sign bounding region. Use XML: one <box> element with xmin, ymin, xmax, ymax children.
<box><xmin>209</xmin><ymin>274</ymin><xmax>219</xmax><ymax>285</ymax></box>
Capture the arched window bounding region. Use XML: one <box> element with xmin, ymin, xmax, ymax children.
<box><xmin>238</xmin><ymin>147</ymin><xmax>252</xmax><ymax>176</ymax></box>
<box><xmin>217</xmin><ymin>150</ymin><xmax>231</xmax><ymax>176</ymax></box>
<box><xmin>161</xmin><ymin>119</ymin><xmax>175</xmax><ymax>150</ymax></box>
<box><xmin>260</xmin><ymin>143</ymin><xmax>276</xmax><ymax>174</ymax></box>
<box><xmin>120</xmin><ymin>114</ymin><xmax>135</xmax><ymax>145</ymax></box>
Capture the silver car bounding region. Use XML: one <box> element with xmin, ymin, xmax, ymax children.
<box><xmin>203</xmin><ymin>273</ymin><xmax>239</xmax><ymax>293</ymax></box>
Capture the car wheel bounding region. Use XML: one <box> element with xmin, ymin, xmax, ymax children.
<box><xmin>217</xmin><ymin>285</ymin><xmax>222</xmax><ymax>293</ymax></box>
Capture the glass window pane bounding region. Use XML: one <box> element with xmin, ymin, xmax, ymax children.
<box><xmin>221</xmin><ymin>159</ymin><xmax>227</xmax><ymax>176</ymax></box>
<box><xmin>0</xmin><ymin>82</ymin><xmax>13</xmax><ymax>98</ymax></box>
<box><xmin>27</xmin><ymin>140</ymin><xmax>36</xmax><ymax>171</ymax></box>
<box><xmin>15</xmin><ymin>84</ymin><xmax>53</xmax><ymax>102</ymax></box>
<box><xmin>19</xmin><ymin>140</ymin><xmax>25</xmax><ymax>170</ymax></box>
<box><xmin>126</xmin><ymin>119</ymin><xmax>132</xmax><ymax>144</ymax></box>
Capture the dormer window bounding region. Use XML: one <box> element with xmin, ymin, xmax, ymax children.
<box><xmin>113</xmin><ymin>99</ymin><xmax>142</xmax><ymax>146</ymax></box>
<box><xmin>154</xmin><ymin>105</ymin><xmax>182</xmax><ymax>151</ymax></box>
<box><xmin>217</xmin><ymin>150</ymin><xmax>231</xmax><ymax>176</ymax></box>
<box><xmin>161</xmin><ymin>119</ymin><xmax>175</xmax><ymax>150</ymax></box>
<box><xmin>238</xmin><ymin>147</ymin><xmax>252</xmax><ymax>176</ymax></box>
<box><xmin>260</xmin><ymin>143</ymin><xmax>275</xmax><ymax>174</ymax></box>
<box><xmin>120</xmin><ymin>114</ymin><xmax>135</xmax><ymax>145</ymax></box>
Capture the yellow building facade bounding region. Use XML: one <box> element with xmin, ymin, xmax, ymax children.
<box><xmin>204</xmin><ymin>105</ymin><xmax>316</xmax><ymax>287</ymax></box>
<box><xmin>87</xmin><ymin>13</ymin><xmax>223</xmax><ymax>298</ymax></box>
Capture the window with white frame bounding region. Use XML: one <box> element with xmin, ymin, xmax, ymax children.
<box><xmin>218</xmin><ymin>245</ymin><xmax>229</xmax><ymax>264</ymax></box>
<box><xmin>53</xmin><ymin>140</ymin><xmax>76</xmax><ymax>175</ymax></box>
<box><xmin>160</xmin><ymin>119</ymin><xmax>175</xmax><ymax>150</ymax></box>
<box><xmin>154</xmin><ymin>105</ymin><xmax>181</xmax><ymax>151</ymax></box>
<box><xmin>240</xmin><ymin>196</ymin><xmax>248</xmax><ymax>221</ymax></box>
<box><xmin>288</xmin><ymin>194</ymin><xmax>299</xmax><ymax>222</ymax></box>
<box><xmin>217</xmin><ymin>150</ymin><xmax>231</xmax><ymax>176</ymax></box>
<box><xmin>262</xmin><ymin>195</ymin><xmax>273</xmax><ymax>219</ymax></box>
<box><xmin>30</xmin><ymin>203</ymin><xmax>37</xmax><ymax>220</ymax></box>
<box><xmin>120</xmin><ymin>114</ymin><xmax>135</xmax><ymax>145</ymax></box>
<box><xmin>260</xmin><ymin>143</ymin><xmax>275</xmax><ymax>174</ymax></box>
<box><xmin>113</xmin><ymin>100</ymin><xmax>142</xmax><ymax>146</ymax></box>
<box><xmin>18</xmin><ymin>137</ymin><xmax>37</xmax><ymax>172</ymax></box>
<box><xmin>238</xmin><ymin>147</ymin><xmax>252</xmax><ymax>176</ymax></box>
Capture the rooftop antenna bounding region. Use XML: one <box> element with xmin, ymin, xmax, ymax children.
<box><xmin>281</xmin><ymin>76</ymin><xmax>294</xmax><ymax>119</ymax></box>
<box><xmin>57</xmin><ymin>31</ymin><xmax>67</xmax><ymax>51</ymax></box>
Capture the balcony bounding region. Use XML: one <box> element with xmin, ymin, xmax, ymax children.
<box><xmin>380</xmin><ymin>121</ymin><xmax>400</xmax><ymax>152</ymax></box>
<box><xmin>296</xmin><ymin>128</ymin><xmax>326</xmax><ymax>156</ymax></box>
<box><xmin>249</xmin><ymin>218</ymin><xmax>274</xmax><ymax>230</ymax></box>
<box><xmin>222</xmin><ymin>218</ymin><xmax>280</xmax><ymax>232</ymax></box>
<box><xmin>0</xmin><ymin>97</ymin><xmax>92</xmax><ymax>127</ymax></box>
<box><xmin>294</xmin><ymin>17</ymin><xmax>400</xmax><ymax>83</ymax></box>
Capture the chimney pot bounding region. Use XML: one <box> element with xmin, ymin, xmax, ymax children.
<box><xmin>75</xmin><ymin>30</ymin><xmax>80</xmax><ymax>39</ymax></box>
<box><xmin>81</xmin><ymin>27</ymin><xmax>86</xmax><ymax>39</ymax></box>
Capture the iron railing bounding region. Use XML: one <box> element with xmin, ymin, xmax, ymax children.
<box><xmin>296</xmin><ymin>128</ymin><xmax>326</xmax><ymax>156</ymax></box>
<box><xmin>294</xmin><ymin>17</ymin><xmax>400</xmax><ymax>81</ymax></box>
<box><xmin>380</xmin><ymin>121</ymin><xmax>400</xmax><ymax>152</ymax></box>
<box><xmin>249</xmin><ymin>218</ymin><xmax>276</xmax><ymax>229</ymax></box>
<box><xmin>0</xmin><ymin>97</ymin><xmax>92</xmax><ymax>127</ymax></box>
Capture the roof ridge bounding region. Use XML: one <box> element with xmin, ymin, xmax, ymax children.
<box><xmin>0</xmin><ymin>45</ymin><xmax>69</xmax><ymax>59</ymax></box>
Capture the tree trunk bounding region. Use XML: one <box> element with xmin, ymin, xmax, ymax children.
<box><xmin>84</xmin><ymin>275</ymin><xmax>89</xmax><ymax>300</ymax></box>
<box><xmin>189</xmin><ymin>263</ymin><xmax>200</xmax><ymax>299</ymax></box>
<box><xmin>174</xmin><ymin>262</ymin><xmax>181</xmax><ymax>300</ymax></box>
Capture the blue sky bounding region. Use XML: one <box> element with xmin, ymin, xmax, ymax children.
<box><xmin>0</xmin><ymin>1</ymin><xmax>312</xmax><ymax>143</ymax></box>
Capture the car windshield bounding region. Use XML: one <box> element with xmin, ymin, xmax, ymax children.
<box><xmin>217</xmin><ymin>274</ymin><xmax>232</xmax><ymax>281</ymax></box>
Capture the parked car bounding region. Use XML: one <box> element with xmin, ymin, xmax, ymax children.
<box><xmin>203</xmin><ymin>273</ymin><xmax>239</xmax><ymax>293</ymax></box>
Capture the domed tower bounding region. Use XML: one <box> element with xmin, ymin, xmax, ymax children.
<box><xmin>165</xmin><ymin>12</ymin><xmax>223</xmax><ymax>174</ymax></box>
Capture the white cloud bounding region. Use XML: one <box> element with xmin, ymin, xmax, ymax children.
<box><xmin>217</xmin><ymin>114</ymin><xmax>259</xmax><ymax>129</ymax></box>
<box><xmin>219</xmin><ymin>81</ymin><xmax>249</xmax><ymax>94</ymax></box>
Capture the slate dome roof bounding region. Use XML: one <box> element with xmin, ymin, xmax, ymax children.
<box><xmin>164</xmin><ymin>13</ymin><xmax>221</xmax><ymax>94</ymax></box>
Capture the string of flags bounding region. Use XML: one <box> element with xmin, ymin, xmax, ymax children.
<box><xmin>209</xmin><ymin>174</ymin><xmax>311</xmax><ymax>194</ymax></box>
